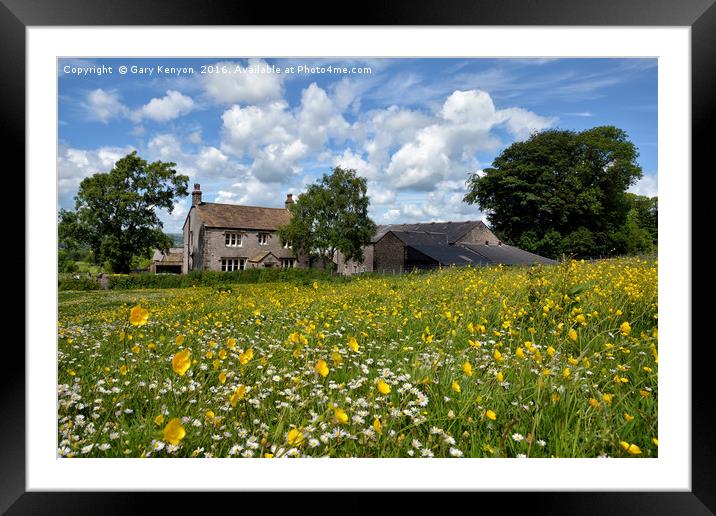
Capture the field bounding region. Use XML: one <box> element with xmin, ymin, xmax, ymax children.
<box><xmin>57</xmin><ymin>257</ymin><xmax>658</xmax><ymax>458</ymax></box>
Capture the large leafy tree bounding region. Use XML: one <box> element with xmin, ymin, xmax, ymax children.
<box><xmin>464</xmin><ymin>126</ymin><xmax>648</xmax><ymax>258</ymax></box>
<box><xmin>58</xmin><ymin>151</ymin><xmax>189</xmax><ymax>273</ymax></box>
<box><xmin>278</xmin><ymin>166</ymin><xmax>377</xmax><ymax>270</ymax></box>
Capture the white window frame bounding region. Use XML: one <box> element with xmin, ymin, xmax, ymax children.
<box><xmin>281</xmin><ymin>258</ymin><xmax>295</xmax><ymax>268</ymax></box>
<box><xmin>225</xmin><ymin>231</ymin><xmax>242</xmax><ymax>248</ymax></box>
<box><xmin>221</xmin><ymin>258</ymin><xmax>246</xmax><ymax>271</ymax></box>
<box><xmin>283</xmin><ymin>240</ymin><xmax>292</xmax><ymax>249</ymax></box>
<box><xmin>258</xmin><ymin>233</ymin><xmax>269</xmax><ymax>246</ymax></box>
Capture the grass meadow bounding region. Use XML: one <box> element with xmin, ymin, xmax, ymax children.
<box><xmin>57</xmin><ymin>257</ymin><xmax>658</xmax><ymax>458</ymax></box>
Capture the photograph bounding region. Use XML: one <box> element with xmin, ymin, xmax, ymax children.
<box><xmin>56</xmin><ymin>56</ymin><xmax>659</xmax><ymax>459</ymax></box>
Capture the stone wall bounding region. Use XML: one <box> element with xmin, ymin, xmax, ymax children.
<box><xmin>335</xmin><ymin>245</ymin><xmax>374</xmax><ymax>275</ymax></box>
<box><xmin>182</xmin><ymin>206</ymin><xmax>205</xmax><ymax>273</ymax></box>
<box><xmin>200</xmin><ymin>228</ymin><xmax>306</xmax><ymax>271</ymax></box>
<box><xmin>458</xmin><ymin>222</ymin><xmax>501</xmax><ymax>245</ymax></box>
<box><xmin>373</xmin><ymin>232</ymin><xmax>406</xmax><ymax>273</ymax></box>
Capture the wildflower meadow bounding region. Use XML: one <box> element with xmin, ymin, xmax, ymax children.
<box><xmin>57</xmin><ymin>257</ymin><xmax>658</xmax><ymax>458</ymax></box>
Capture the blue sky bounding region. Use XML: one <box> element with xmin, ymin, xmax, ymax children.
<box><xmin>58</xmin><ymin>58</ymin><xmax>657</xmax><ymax>233</ymax></box>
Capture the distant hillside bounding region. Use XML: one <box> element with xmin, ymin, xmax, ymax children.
<box><xmin>167</xmin><ymin>233</ymin><xmax>183</xmax><ymax>247</ymax></box>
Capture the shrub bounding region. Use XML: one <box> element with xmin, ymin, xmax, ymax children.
<box><xmin>106</xmin><ymin>267</ymin><xmax>344</xmax><ymax>290</ymax></box>
<box><xmin>58</xmin><ymin>275</ymin><xmax>100</xmax><ymax>291</ymax></box>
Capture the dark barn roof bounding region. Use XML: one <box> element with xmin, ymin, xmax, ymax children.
<box><xmin>462</xmin><ymin>244</ymin><xmax>558</xmax><ymax>265</ymax></box>
<box><xmin>373</xmin><ymin>220</ymin><xmax>487</xmax><ymax>244</ymax></box>
<box><xmin>194</xmin><ymin>202</ymin><xmax>291</xmax><ymax>230</ymax></box>
<box><xmin>409</xmin><ymin>244</ymin><xmax>491</xmax><ymax>266</ymax></box>
<box><xmin>389</xmin><ymin>230</ymin><xmax>449</xmax><ymax>246</ymax></box>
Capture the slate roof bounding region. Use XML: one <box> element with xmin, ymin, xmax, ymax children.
<box><xmin>151</xmin><ymin>247</ymin><xmax>183</xmax><ymax>263</ymax></box>
<box><xmin>373</xmin><ymin>220</ymin><xmax>487</xmax><ymax>244</ymax></box>
<box><xmin>194</xmin><ymin>202</ymin><xmax>291</xmax><ymax>230</ymax></box>
<box><xmin>388</xmin><ymin>230</ymin><xmax>449</xmax><ymax>246</ymax></box>
<box><xmin>249</xmin><ymin>251</ymin><xmax>281</xmax><ymax>263</ymax></box>
<box><xmin>462</xmin><ymin>243</ymin><xmax>558</xmax><ymax>265</ymax></box>
<box><xmin>409</xmin><ymin>244</ymin><xmax>491</xmax><ymax>266</ymax></box>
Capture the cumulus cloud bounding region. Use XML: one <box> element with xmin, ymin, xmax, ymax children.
<box><xmin>247</xmin><ymin>141</ymin><xmax>308</xmax><ymax>182</ymax></box>
<box><xmin>214</xmin><ymin>174</ymin><xmax>309</xmax><ymax>209</ymax></box>
<box><xmin>83</xmin><ymin>88</ymin><xmax>195</xmax><ymax>125</ymax></box>
<box><xmin>333</xmin><ymin>149</ymin><xmax>379</xmax><ymax>180</ymax></box>
<box><xmin>358</xmin><ymin>105</ymin><xmax>434</xmax><ymax>166</ymax></box>
<box><xmin>202</xmin><ymin>58</ymin><xmax>283</xmax><ymax>104</ymax></box>
<box><xmin>147</xmin><ymin>133</ymin><xmax>185</xmax><ymax>162</ymax></box>
<box><xmin>132</xmin><ymin>90</ymin><xmax>195</xmax><ymax>122</ymax></box>
<box><xmin>381</xmin><ymin>89</ymin><xmax>555</xmax><ymax>191</ymax></box>
<box><xmin>297</xmin><ymin>83</ymin><xmax>349</xmax><ymax>149</ymax></box>
<box><xmin>219</xmin><ymin>85</ymin><xmax>553</xmax><ymax>198</ymax></box>
<box><xmin>146</xmin><ymin>133</ymin><xmax>246</xmax><ymax>180</ymax></box>
<box><xmin>376</xmin><ymin>181</ymin><xmax>486</xmax><ymax>224</ymax></box>
<box><xmin>83</xmin><ymin>89</ymin><xmax>128</xmax><ymax>123</ymax></box>
<box><xmin>57</xmin><ymin>144</ymin><xmax>135</xmax><ymax>205</ymax></box>
<box><xmin>220</xmin><ymin>82</ymin><xmax>351</xmax><ymax>184</ymax></box>
<box><xmin>220</xmin><ymin>100</ymin><xmax>296</xmax><ymax>157</ymax></box>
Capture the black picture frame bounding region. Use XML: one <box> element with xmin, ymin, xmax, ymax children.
<box><xmin>6</xmin><ymin>0</ymin><xmax>709</xmax><ymax>513</ymax></box>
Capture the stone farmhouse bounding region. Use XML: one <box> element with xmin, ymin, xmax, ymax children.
<box><xmin>160</xmin><ymin>183</ymin><xmax>555</xmax><ymax>275</ymax></box>
<box><xmin>181</xmin><ymin>184</ymin><xmax>307</xmax><ymax>274</ymax></box>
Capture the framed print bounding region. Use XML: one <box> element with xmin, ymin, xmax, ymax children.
<box><xmin>7</xmin><ymin>0</ymin><xmax>711</xmax><ymax>513</ymax></box>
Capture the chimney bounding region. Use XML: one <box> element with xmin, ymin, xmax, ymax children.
<box><xmin>285</xmin><ymin>193</ymin><xmax>294</xmax><ymax>209</ymax></box>
<box><xmin>192</xmin><ymin>183</ymin><xmax>202</xmax><ymax>206</ymax></box>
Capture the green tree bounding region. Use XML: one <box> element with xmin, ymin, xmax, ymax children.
<box><xmin>58</xmin><ymin>151</ymin><xmax>189</xmax><ymax>273</ymax></box>
<box><xmin>609</xmin><ymin>193</ymin><xmax>658</xmax><ymax>255</ymax></box>
<box><xmin>278</xmin><ymin>166</ymin><xmax>377</xmax><ymax>270</ymax></box>
<box><xmin>464</xmin><ymin>126</ymin><xmax>645</xmax><ymax>258</ymax></box>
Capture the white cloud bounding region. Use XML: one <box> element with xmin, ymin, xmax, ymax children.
<box><xmin>220</xmin><ymin>82</ymin><xmax>352</xmax><ymax>184</ymax></box>
<box><xmin>385</xmin><ymin>125</ymin><xmax>456</xmax><ymax>191</ymax></box>
<box><xmin>83</xmin><ymin>88</ymin><xmax>195</xmax><ymax>125</ymax></box>
<box><xmin>83</xmin><ymin>89</ymin><xmax>128</xmax><ymax>123</ymax></box>
<box><xmin>297</xmin><ymin>83</ymin><xmax>349</xmax><ymax>149</ymax></box>
<box><xmin>370</xmin><ymin>189</ymin><xmax>397</xmax><ymax>206</ymax></box>
<box><xmin>214</xmin><ymin>174</ymin><xmax>305</xmax><ymax>208</ymax></box>
<box><xmin>218</xmin><ymin>86</ymin><xmax>552</xmax><ymax>198</ymax></box>
<box><xmin>132</xmin><ymin>90</ymin><xmax>194</xmax><ymax>122</ymax></box>
<box><xmin>380</xmin><ymin>89</ymin><xmax>555</xmax><ymax>191</ymax></box>
<box><xmin>376</xmin><ymin>181</ymin><xmax>486</xmax><ymax>224</ymax></box>
<box><xmin>146</xmin><ymin>133</ymin><xmax>246</xmax><ymax>180</ymax></box>
<box><xmin>57</xmin><ymin>144</ymin><xmax>135</xmax><ymax>201</ymax></box>
<box><xmin>359</xmin><ymin>105</ymin><xmax>433</xmax><ymax>166</ymax></box>
<box><xmin>248</xmin><ymin>141</ymin><xmax>308</xmax><ymax>182</ymax></box>
<box><xmin>202</xmin><ymin>58</ymin><xmax>283</xmax><ymax>104</ymax></box>
<box><xmin>147</xmin><ymin>133</ymin><xmax>184</xmax><ymax>162</ymax></box>
<box><xmin>495</xmin><ymin>107</ymin><xmax>557</xmax><ymax>141</ymax></box>
<box><xmin>220</xmin><ymin>100</ymin><xmax>296</xmax><ymax>157</ymax></box>
<box><xmin>196</xmin><ymin>146</ymin><xmax>228</xmax><ymax>171</ymax></box>
<box><xmin>333</xmin><ymin>149</ymin><xmax>379</xmax><ymax>180</ymax></box>
<box><xmin>628</xmin><ymin>174</ymin><xmax>658</xmax><ymax>197</ymax></box>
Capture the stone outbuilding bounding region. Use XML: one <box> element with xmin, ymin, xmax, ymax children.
<box><xmin>336</xmin><ymin>220</ymin><xmax>556</xmax><ymax>274</ymax></box>
<box><xmin>149</xmin><ymin>247</ymin><xmax>183</xmax><ymax>274</ymax></box>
